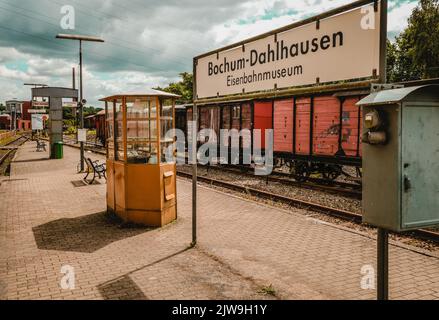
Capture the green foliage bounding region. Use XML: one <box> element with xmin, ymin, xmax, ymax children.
<box><xmin>65</xmin><ymin>126</ymin><xmax>76</xmax><ymax>135</ymax></box>
<box><xmin>0</xmin><ymin>103</ymin><xmax>5</xmax><ymax>112</ymax></box>
<box><xmin>63</xmin><ymin>106</ymin><xmax>101</xmax><ymax>121</ymax></box>
<box><xmin>155</xmin><ymin>72</ymin><xmax>193</xmax><ymax>104</ymax></box>
<box><xmin>83</xmin><ymin>106</ymin><xmax>101</xmax><ymax>118</ymax></box>
<box><xmin>387</xmin><ymin>0</ymin><xmax>439</xmax><ymax>82</ymax></box>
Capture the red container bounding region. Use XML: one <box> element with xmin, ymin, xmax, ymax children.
<box><xmin>312</xmin><ymin>96</ymin><xmax>340</xmax><ymax>156</ymax></box>
<box><xmin>253</xmin><ymin>101</ymin><xmax>273</xmax><ymax>150</ymax></box>
<box><xmin>341</xmin><ymin>97</ymin><xmax>361</xmax><ymax>157</ymax></box>
<box><xmin>295</xmin><ymin>97</ymin><xmax>311</xmax><ymax>155</ymax></box>
<box><xmin>273</xmin><ymin>99</ymin><xmax>293</xmax><ymax>152</ymax></box>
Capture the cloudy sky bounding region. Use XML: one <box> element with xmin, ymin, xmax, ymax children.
<box><xmin>0</xmin><ymin>0</ymin><xmax>418</xmax><ymax>108</ymax></box>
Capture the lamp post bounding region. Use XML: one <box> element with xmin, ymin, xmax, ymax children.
<box><xmin>56</xmin><ymin>34</ymin><xmax>104</xmax><ymax>171</ymax></box>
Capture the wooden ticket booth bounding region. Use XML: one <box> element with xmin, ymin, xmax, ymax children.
<box><xmin>100</xmin><ymin>90</ymin><xmax>180</xmax><ymax>227</ymax></box>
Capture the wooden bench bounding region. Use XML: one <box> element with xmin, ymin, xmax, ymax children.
<box><xmin>83</xmin><ymin>157</ymin><xmax>106</xmax><ymax>185</ymax></box>
<box><xmin>36</xmin><ymin>140</ymin><xmax>46</xmax><ymax>152</ymax></box>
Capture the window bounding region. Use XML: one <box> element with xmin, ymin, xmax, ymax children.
<box><xmin>114</xmin><ymin>100</ymin><xmax>124</xmax><ymax>161</ymax></box>
<box><xmin>160</xmin><ymin>99</ymin><xmax>174</xmax><ymax>163</ymax></box>
<box><xmin>106</xmin><ymin>100</ymin><xmax>115</xmax><ymax>160</ymax></box>
<box><xmin>126</xmin><ymin>97</ymin><xmax>158</xmax><ymax>164</ymax></box>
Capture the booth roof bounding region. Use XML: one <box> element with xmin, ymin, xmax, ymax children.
<box><xmin>99</xmin><ymin>88</ymin><xmax>180</xmax><ymax>101</ymax></box>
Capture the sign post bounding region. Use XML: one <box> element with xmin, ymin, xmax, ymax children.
<box><xmin>191</xmin><ymin>58</ymin><xmax>198</xmax><ymax>247</ymax></box>
<box><xmin>377</xmin><ymin>0</ymin><xmax>388</xmax><ymax>301</ymax></box>
<box><xmin>377</xmin><ymin>228</ymin><xmax>389</xmax><ymax>300</ymax></box>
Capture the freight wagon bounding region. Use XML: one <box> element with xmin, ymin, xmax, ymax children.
<box><xmin>177</xmin><ymin>78</ymin><xmax>439</xmax><ymax>182</ymax></box>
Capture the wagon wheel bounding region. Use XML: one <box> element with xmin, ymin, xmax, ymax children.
<box><xmin>322</xmin><ymin>165</ymin><xmax>342</xmax><ymax>182</ymax></box>
<box><xmin>291</xmin><ymin>161</ymin><xmax>310</xmax><ymax>183</ymax></box>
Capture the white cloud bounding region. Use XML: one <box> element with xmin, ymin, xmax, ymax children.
<box><xmin>388</xmin><ymin>1</ymin><xmax>418</xmax><ymax>34</ymax></box>
<box><xmin>0</xmin><ymin>0</ymin><xmax>418</xmax><ymax>105</ymax></box>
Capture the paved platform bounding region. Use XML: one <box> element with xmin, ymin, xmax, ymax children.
<box><xmin>1</xmin><ymin>142</ymin><xmax>439</xmax><ymax>300</ymax></box>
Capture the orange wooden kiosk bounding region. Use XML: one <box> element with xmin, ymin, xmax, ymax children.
<box><xmin>100</xmin><ymin>89</ymin><xmax>180</xmax><ymax>227</ymax></box>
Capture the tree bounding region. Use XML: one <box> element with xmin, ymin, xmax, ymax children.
<box><xmin>388</xmin><ymin>0</ymin><xmax>439</xmax><ymax>82</ymax></box>
<box><xmin>386</xmin><ymin>40</ymin><xmax>398</xmax><ymax>83</ymax></box>
<box><xmin>155</xmin><ymin>72</ymin><xmax>193</xmax><ymax>104</ymax></box>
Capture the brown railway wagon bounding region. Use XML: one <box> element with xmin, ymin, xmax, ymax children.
<box><xmin>185</xmin><ymin>87</ymin><xmax>367</xmax><ymax>181</ymax></box>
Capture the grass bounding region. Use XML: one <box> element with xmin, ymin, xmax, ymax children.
<box><xmin>258</xmin><ymin>284</ymin><xmax>277</xmax><ymax>296</ymax></box>
<box><xmin>0</xmin><ymin>135</ymin><xmax>18</xmax><ymax>147</ymax></box>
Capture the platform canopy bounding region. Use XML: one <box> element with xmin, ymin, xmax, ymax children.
<box><xmin>99</xmin><ymin>88</ymin><xmax>180</xmax><ymax>101</ymax></box>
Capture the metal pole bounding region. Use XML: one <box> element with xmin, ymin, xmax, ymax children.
<box><xmin>191</xmin><ymin>102</ymin><xmax>197</xmax><ymax>247</ymax></box>
<box><xmin>79</xmin><ymin>40</ymin><xmax>84</xmax><ymax>172</ymax></box>
<box><xmin>72</xmin><ymin>67</ymin><xmax>76</xmax><ymax>90</ymax></box>
<box><xmin>377</xmin><ymin>228</ymin><xmax>389</xmax><ymax>300</ymax></box>
<box><xmin>379</xmin><ymin>0</ymin><xmax>388</xmax><ymax>84</ymax></box>
<box><xmin>191</xmin><ymin>58</ymin><xmax>198</xmax><ymax>247</ymax></box>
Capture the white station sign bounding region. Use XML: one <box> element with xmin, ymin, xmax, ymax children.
<box><xmin>32</xmin><ymin>101</ymin><xmax>49</xmax><ymax>108</ymax></box>
<box><xmin>63</xmin><ymin>101</ymin><xmax>78</xmax><ymax>108</ymax></box>
<box><xmin>31</xmin><ymin>114</ymin><xmax>44</xmax><ymax>130</ymax></box>
<box><xmin>28</xmin><ymin>109</ymin><xmax>47</xmax><ymax>114</ymax></box>
<box><xmin>195</xmin><ymin>1</ymin><xmax>381</xmax><ymax>99</ymax></box>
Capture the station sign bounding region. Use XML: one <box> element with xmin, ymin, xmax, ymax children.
<box><xmin>28</xmin><ymin>109</ymin><xmax>47</xmax><ymax>114</ymax></box>
<box><xmin>194</xmin><ymin>0</ymin><xmax>382</xmax><ymax>100</ymax></box>
<box><xmin>31</xmin><ymin>114</ymin><xmax>44</xmax><ymax>130</ymax></box>
<box><xmin>77</xmin><ymin>129</ymin><xmax>87</xmax><ymax>142</ymax></box>
<box><xmin>32</xmin><ymin>101</ymin><xmax>49</xmax><ymax>108</ymax></box>
<box><xmin>63</xmin><ymin>101</ymin><xmax>78</xmax><ymax>108</ymax></box>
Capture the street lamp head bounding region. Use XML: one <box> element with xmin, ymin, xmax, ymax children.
<box><xmin>56</xmin><ymin>34</ymin><xmax>105</xmax><ymax>42</ymax></box>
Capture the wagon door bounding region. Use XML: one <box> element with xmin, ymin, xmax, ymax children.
<box><xmin>295</xmin><ymin>98</ymin><xmax>311</xmax><ymax>155</ymax></box>
<box><xmin>341</xmin><ymin>97</ymin><xmax>362</xmax><ymax>157</ymax></box>
<box><xmin>313</xmin><ymin>96</ymin><xmax>340</xmax><ymax>156</ymax></box>
<box><xmin>253</xmin><ymin>101</ymin><xmax>273</xmax><ymax>151</ymax></box>
<box><xmin>274</xmin><ymin>99</ymin><xmax>293</xmax><ymax>153</ymax></box>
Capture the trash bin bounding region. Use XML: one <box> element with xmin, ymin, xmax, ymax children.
<box><xmin>53</xmin><ymin>141</ymin><xmax>63</xmax><ymax>159</ymax></box>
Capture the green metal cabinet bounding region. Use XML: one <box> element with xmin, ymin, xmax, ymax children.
<box><xmin>357</xmin><ymin>85</ymin><xmax>439</xmax><ymax>232</ymax></box>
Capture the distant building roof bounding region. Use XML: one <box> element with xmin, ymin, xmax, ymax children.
<box><xmin>85</xmin><ymin>109</ymin><xmax>105</xmax><ymax>119</ymax></box>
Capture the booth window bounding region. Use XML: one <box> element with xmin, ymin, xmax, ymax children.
<box><xmin>114</xmin><ymin>99</ymin><xmax>124</xmax><ymax>161</ymax></box>
<box><xmin>105</xmin><ymin>100</ymin><xmax>115</xmax><ymax>160</ymax></box>
<box><xmin>126</xmin><ymin>97</ymin><xmax>158</xmax><ymax>164</ymax></box>
<box><xmin>160</xmin><ymin>99</ymin><xmax>174</xmax><ymax>163</ymax></box>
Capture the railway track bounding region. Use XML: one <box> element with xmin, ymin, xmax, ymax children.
<box><xmin>197</xmin><ymin>164</ymin><xmax>362</xmax><ymax>199</ymax></box>
<box><xmin>0</xmin><ymin>135</ymin><xmax>29</xmax><ymax>173</ymax></box>
<box><xmin>176</xmin><ymin>170</ymin><xmax>439</xmax><ymax>243</ymax></box>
